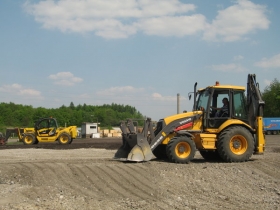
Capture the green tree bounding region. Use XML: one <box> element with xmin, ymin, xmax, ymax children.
<box><xmin>262</xmin><ymin>78</ymin><xmax>280</xmax><ymax>117</ymax></box>
<box><xmin>0</xmin><ymin>101</ymin><xmax>144</xmax><ymax>133</ymax></box>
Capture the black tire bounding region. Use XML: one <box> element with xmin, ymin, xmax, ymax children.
<box><xmin>23</xmin><ymin>133</ymin><xmax>36</xmax><ymax>145</ymax></box>
<box><xmin>217</xmin><ymin>126</ymin><xmax>254</xmax><ymax>162</ymax></box>
<box><xmin>199</xmin><ymin>150</ymin><xmax>221</xmax><ymax>161</ymax></box>
<box><xmin>267</xmin><ymin>131</ymin><xmax>271</xmax><ymax>135</ymax></box>
<box><xmin>58</xmin><ymin>133</ymin><xmax>72</xmax><ymax>144</ymax></box>
<box><xmin>152</xmin><ymin>144</ymin><xmax>168</xmax><ymax>159</ymax></box>
<box><xmin>166</xmin><ymin>136</ymin><xmax>196</xmax><ymax>164</ymax></box>
<box><xmin>272</xmin><ymin>131</ymin><xmax>278</xmax><ymax>135</ymax></box>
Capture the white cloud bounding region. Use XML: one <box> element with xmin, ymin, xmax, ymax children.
<box><xmin>254</xmin><ymin>54</ymin><xmax>280</xmax><ymax>68</ymax></box>
<box><xmin>24</xmin><ymin>0</ymin><xmax>269</xmax><ymax>41</ymax></box>
<box><xmin>152</xmin><ymin>92</ymin><xmax>186</xmax><ymax>101</ymax></box>
<box><xmin>0</xmin><ymin>83</ymin><xmax>43</xmax><ymax>98</ymax></box>
<box><xmin>138</xmin><ymin>14</ymin><xmax>206</xmax><ymax>37</ymax></box>
<box><xmin>211</xmin><ymin>63</ymin><xmax>247</xmax><ymax>72</ymax></box>
<box><xmin>49</xmin><ymin>72</ymin><xmax>83</xmax><ymax>86</ymax></box>
<box><xmin>152</xmin><ymin>92</ymin><xmax>176</xmax><ymax>101</ymax></box>
<box><xmin>233</xmin><ymin>55</ymin><xmax>244</xmax><ymax>61</ymax></box>
<box><xmin>264</xmin><ymin>79</ymin><xmax>271</xmax><ymax>86</ymax></box>
<box><xmin>203</xmin><ymin>0</ymin><xmax>269</xmax><ymax>42</ymax></box>
<box><xmin>97</xmin><ymin>86</ymin><xmax>144</xmax><ymax>96</ymax></box>
<box><xmin>24</xmin><ymin>0</ymin><xmax>197</xmax><ymax>39</ymax></box>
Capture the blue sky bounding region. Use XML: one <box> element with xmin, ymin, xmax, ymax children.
<box><xmin>0</xmin><ymin>0</ymin><xmax>279</xmax><ymax>120</ymax></box>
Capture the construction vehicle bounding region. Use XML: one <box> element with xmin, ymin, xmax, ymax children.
<box><xmin>1</xmin><ymin>117</ymin><xmax>77</xmax><ymax>145</ymax></box>
<box><xmin>263</xmin><ymin>117</ymin><xmax>280</xmax><ymax>135</ymax></box>
<box><xmin>114</xmin><ymin>74</ymin><xmax>265</xmax><ymax>163</ymax></box>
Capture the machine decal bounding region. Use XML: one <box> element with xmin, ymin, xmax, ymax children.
<box><xmin>151</xmin><ymin>136</ymin><xmax>163</xmax><ymax>149</ymax></box>
<box><xmin>179</xmin><ymin>118</ymin><xmax>192</xmax><ymax>125</ymax></box>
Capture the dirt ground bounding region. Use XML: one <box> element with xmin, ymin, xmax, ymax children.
<box><xmin>0</xmin><ymin>135</ymin><xmax>279</xmax><ymax>210</ymax></box>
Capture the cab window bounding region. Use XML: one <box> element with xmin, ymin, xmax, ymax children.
<box><xmin>196</xmin><ymin>89</ymin><xmax>210</xmax><ymax>111</ymax></box>
<box><xmin>233</xmin><ymin>91</ymin><xmax>247</xmax><ymax>120</ymax></box>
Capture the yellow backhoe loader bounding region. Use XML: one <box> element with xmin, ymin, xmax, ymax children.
<box><xmin>2</xmin><ymin>117</ymin><xmax>77</xmax><ymax>145</ymax></box>
<box><xmin>114</xmin><ymin>74</ymin><xmax>265</xmax><ymax>163</ymax></box>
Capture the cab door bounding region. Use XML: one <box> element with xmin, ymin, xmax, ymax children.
<box><xmin>206</xmin><ymin>89</ymin><xmax>231</xmax><ymax>129</ymax></box>
<box><xmin>36</xmin><ymin>118</ymin><xmax>58</xmax><ymax>138</ymax></box>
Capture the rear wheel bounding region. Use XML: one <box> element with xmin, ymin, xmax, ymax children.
<box><xmin>152</xmin><ymin>144</ymin><xmax>168</xmax><ymax>159</ymax></box>
<box><xmin>272</xmin><ymin>130</ymin><xmax>278</xmax><ymax>135</ymax></box>
<box><xmin>267</xmin><ymin>131</ymin><xmax>271</xmax><ymax>135</ymax></box>
<box><xmin>58</xmin><ymin>133</ymin><xmax>71</xmax><ymax>144</ymax></box>
<box><xmin>23</xmin><ymin>133</ymin><xmax>36</xmax><ymax>145</ymax></box>
<box><xmin>199</xmin><ymin>150</ymin><xmax>221</xmax><ymax>161</ymax></box>
<box><xmin>217</xmin><ymin>126</ymin><xmax>254</xmax><ymax>162</ymax></box>
<box><xmin>166</xmin><ymin>136</ymin><xmax>196</xmax><ymax>164</ymax></box>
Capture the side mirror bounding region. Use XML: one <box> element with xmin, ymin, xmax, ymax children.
<box><xmin>188</xmin><ymin>93</ymin><xmax>192</xmax><ymax>100</ymax></box>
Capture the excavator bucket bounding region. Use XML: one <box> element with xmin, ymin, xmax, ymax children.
<box><xmin>114</xmin><ymin>119</ymin><xmax>154</xmax><ymax>162</ymax></box>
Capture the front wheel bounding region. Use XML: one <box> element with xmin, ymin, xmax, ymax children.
<box><xmin>23</xmin><ymin>133</ymin><xmax>36</xmax><ymax>145</ymax></box>
<box><xmin>166</xmin><ymin>136</ymin><xmax>196</xmax><ymax>164</ymax></box>
<box><xmin>58</xmin><ymin>133</ymin><xmax>72</xmax><ymax>144</ymax></box>
<box><xmin>217</xmin><ymin>126</ymin><xmax>254</xmax><ymax>162</ymax></box>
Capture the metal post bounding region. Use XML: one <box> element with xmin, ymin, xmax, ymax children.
<box><xmin>177</xmin><ymin>93</ymin><xmax>180</xmax><ymax>114</ymax></box>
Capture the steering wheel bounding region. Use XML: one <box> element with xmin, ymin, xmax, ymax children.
<box><xmin>198</xmin><ymin>106</ymin><xmax>204</xmax><ymax>111</ymax></box>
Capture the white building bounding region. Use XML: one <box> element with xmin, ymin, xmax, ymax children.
<box><xmin>81</xmin><ymin>122</ymin><xmax>100</xmax><ymax>138</ymax></box>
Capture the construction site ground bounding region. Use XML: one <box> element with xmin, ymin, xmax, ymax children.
<box><xmin>0</xmin><ymin>135</ymin><xmax>279</xmax><ymax>210</ymax></box>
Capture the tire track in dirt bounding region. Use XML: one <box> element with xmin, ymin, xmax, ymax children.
<box><xmin>70</xmin><ymin>164</ymin><xmax>117</xmax><ymax>197</ymax></box>
<box><xmin>56</xmin><ymin>162</ymin><xmax>108</xmax><ymax>199</ymax></box>
<box><xmin>86</xmin><ymin>165</ymin><xmax>133</xmax><ymax>199</ymax></box>
<box><xmin>21</xmin><ymin>162</ymin><xmax>52</xmax><ymax>186</ymax></box>
<box><xmin>92</xmin><ymin>164</ymin><xmax>166</xmax><ymax>204</ymax></box>
<box><xmin>117</xmin><ymin>164</ymin><xmax>155</xmax><ymax>192</ymax></box>
<box><xmin>42</xmin><ymin>162</ymin><xmax>100</xmax><ymax>199</ymax></box>
<box><xmin>113</xmin><ymin>164</ymin><xmax>175</xmax><ymax>209</ymax></box>
<box><xmin>58</xmin><ymin>163</ymin><xmax>101</xmax><ymax>198</ymax></box>
<box><xmin>250</xmin><ymin>159</ymin><xmax>280</xmax><ymax>180</ymax></box>
<box><xmin>104</xmin><ymin>166</ymin><xmax>154</xmax><ymax>200</ymax></box>
<box><xmin>2</xmin><ymin>163</ymin><xmax>36</xmax><ymax>185</ymax></box>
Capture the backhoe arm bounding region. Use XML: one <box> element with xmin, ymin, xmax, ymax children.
<box><xmin>247</xmin><ymin>74</ymin><xmax>265</xmax><ymax>154</ymax></box>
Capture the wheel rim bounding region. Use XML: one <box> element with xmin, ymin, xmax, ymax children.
<box><xmin>59</xmin><ymin>135</ymin><xmax>69</xmax><ymax>144</ymax></box>
<box><xmin>175</xmin><ymin>142</ymin><xmax>191</xmax><ymax>158</ymax></box>
<box><xmin>229</xmin><ymin>135</ymin><xmax>248</xmax><ymax>155</ymax></box>
<box><xmin>25</xmin><ymin>136</ymin><xmax>33</xmax><ymax>144</ymax></box>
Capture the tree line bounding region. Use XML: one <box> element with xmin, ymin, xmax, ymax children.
<box><xmin>0</xmin><ymin>102</ymin><xmax>144</xmax><ymax>133</ymax></box>
<box><xmin>262</xmin><ymin>78</ymin><xmax>280</xmax><ymax>117</ymax></box>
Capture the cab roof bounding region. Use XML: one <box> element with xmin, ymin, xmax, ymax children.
<box><xmin>198</xmin><ymin>83</ymin><xmax>245</xmax><ymax>91</ymax></box>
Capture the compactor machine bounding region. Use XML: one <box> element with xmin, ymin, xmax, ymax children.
<box><xmin>2</xmin><ymin>117</ymin><xmax>77</xmax><ymax>145</ymax></box>
<box><xmin>115</xmin><ymin>74</ymin><xmax>265</xmax><ymax>163</ymax></box>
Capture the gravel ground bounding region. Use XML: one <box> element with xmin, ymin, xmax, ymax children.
<box><xmin>0</xmin><ymin>135</ymin><xmax>279</xmax><ymax>210</ymax></box>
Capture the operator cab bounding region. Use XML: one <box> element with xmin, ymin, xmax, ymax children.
<box><xmin>195</xmin><ymin>83</ymin><xmax>248</xmax><ymax>128</ymax></box>
<box><xmin>35</xmin><ymin>118</ymin><xmax>58</xmax><ymax>136</ymax></box>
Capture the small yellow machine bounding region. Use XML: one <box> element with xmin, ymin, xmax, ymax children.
<box><xmin>3</xmin><ymin>117</ymin><xmax>77</xmax><ymax>145</ymax></box>
<box><xmin>115</xmin><ymin>74</ymin><xmax>265</xmax><ymax>163</ymax></box>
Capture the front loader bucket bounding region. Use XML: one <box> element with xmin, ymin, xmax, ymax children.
<box><xmin>114</xmin><ymin>133</ymin><xmax>154</xmax><ymax>162</ymax></box>
<box><xmin>114</xmin><ymin>118</ymin><xmax>155</xmax><ymax>162</ymax></box>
